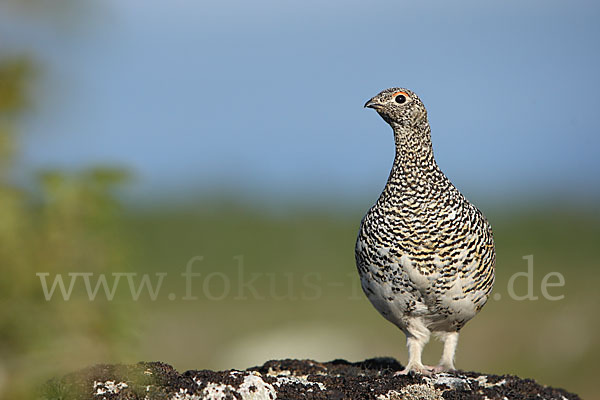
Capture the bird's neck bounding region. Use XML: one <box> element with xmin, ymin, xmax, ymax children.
<box><xmin>384</xmin><ymin>120</ymin><xmax>441</xmax><ymax>192</ymax></box>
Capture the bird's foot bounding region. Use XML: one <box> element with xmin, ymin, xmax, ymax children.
<box><xmin>429</xmin><ymin>364</ymin><xmax>454</xmax><ymax>374</ymax></box>
<box><xmin>394</xmin><ymin>364</ymin><xmax>438</xmax><ymax>376</ymax></box>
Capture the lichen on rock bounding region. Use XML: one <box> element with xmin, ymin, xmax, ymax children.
<box><xmin>42</xmin><ymin>358</ymin><xmax>580</xmax><ymax>400</ymax></box>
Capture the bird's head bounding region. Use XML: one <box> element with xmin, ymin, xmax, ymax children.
<box><xmin>364</xmin><ymin>88</ymin><xmax>427</xmax><ymax>127</ymax></box>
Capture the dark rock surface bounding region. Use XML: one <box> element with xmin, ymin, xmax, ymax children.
<box><xmin>42</xmin><ymin>358</ymin><xmax>580</xmax><ymax>400</ymax></box>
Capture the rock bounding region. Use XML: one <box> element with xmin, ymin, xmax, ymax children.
<box><xmin>42</xmin><ymin>358</ymin><xmax>580</xmax><ymax>400</ymax></box>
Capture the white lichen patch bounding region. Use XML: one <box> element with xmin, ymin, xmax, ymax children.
<box><xmin>170</xmin><ymin>388</ymin><xmax>203</xmax><ymax>400</ymax></box>
<box><xmin>377</xmin><ymin>384</ymin><xmax>444</xmax><ymax>400</ymax></box>
<box><xmin>199</xmin><ymin>382</ymin><xmax>234</xmax><ymax>400</ymax></box>
<box><xmin>191</xmin><ymin>372</ymin><xmax>277</xmax><ymax>400</ymax></box>
<box><xmin>475</xmin><ymin>375</ymin><xmax>507</xmax><ymax>388</ymax></box>
<box><xmin>267</xmin><ymin>367</ymin><xmax>327</xmax><ymax>378</ymax></box>
<box><xmin>426</xmin><ymin>373</ymin><xmax>511</xmax><ymax>395</ymax></box>
<box><xmin>426</xmin><ymin>373</ymin><xmax>471</xmax><ymax>391</ymax></box>
<box><xmin>93</xmin><ymin>380</ymin><xmax>128</xmax><ymax>396</ymax></box>
<box><xmin>273</xmin><ymin>375</ymin><xmax>326</xmax><ymax>391</ymax></box>
<box><xmin>238</xmin><ymin>373</ymin><xmax>277</xmax><ymax>399</ymax></box>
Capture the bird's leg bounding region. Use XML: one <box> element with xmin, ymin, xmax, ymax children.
<box><xmin>400</xmin><ymin>335</ymin><xmax>430</xmax><ymax>374</ymax></box>
<box><xmin>396</xmin><ymin>322</ymin><xmax>433</xmax><ymax>375</ymax></box>
<box><xmin>433</xmin><ymin>331</ymin><xmax>459</xmax><ymax>372</ymax></box>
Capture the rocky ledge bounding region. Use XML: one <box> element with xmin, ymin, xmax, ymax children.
<box><xmin>43</xmin><ymin>358</ymin><xmax>579</xmax><ymax>400</ymax></box>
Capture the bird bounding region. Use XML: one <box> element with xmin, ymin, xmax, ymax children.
<box><xmin>355</xmin><ymin>87</ymin><xmax>495</xmax><ymax>375</ymax></box>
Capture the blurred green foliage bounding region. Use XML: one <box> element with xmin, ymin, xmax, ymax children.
<box><xmin>0</xmin><ymin>56</ymin><xmax>133</xmax><ymax>398</ymax></box>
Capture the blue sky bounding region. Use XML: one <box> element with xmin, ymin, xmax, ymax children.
<box><xmin>2</xmin><ymin>0</ymin><xmax>599</xmax><ymax>205</ymax></box>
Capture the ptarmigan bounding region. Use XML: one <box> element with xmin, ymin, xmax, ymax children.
<box><xmin>356</xmin><ymin>88</ymin><xmax>495</xmax><ymax>374</ymax></box>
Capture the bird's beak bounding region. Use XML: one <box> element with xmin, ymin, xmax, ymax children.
<box><xmin>364</xmin><ymin>98</ymin><xmax>383</xmax><ymax>110</ymax></box>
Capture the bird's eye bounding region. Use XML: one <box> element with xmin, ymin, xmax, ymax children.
<box><xmin>395</xmin><ymin>94</ymin><xmax>407</xmax><ymax>104</ymax></box>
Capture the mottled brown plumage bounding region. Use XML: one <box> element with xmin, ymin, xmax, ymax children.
<box><xmin>356</xmin><ymin>88</ymin><xmax>495</xmax><ymax>374</ymax></box>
